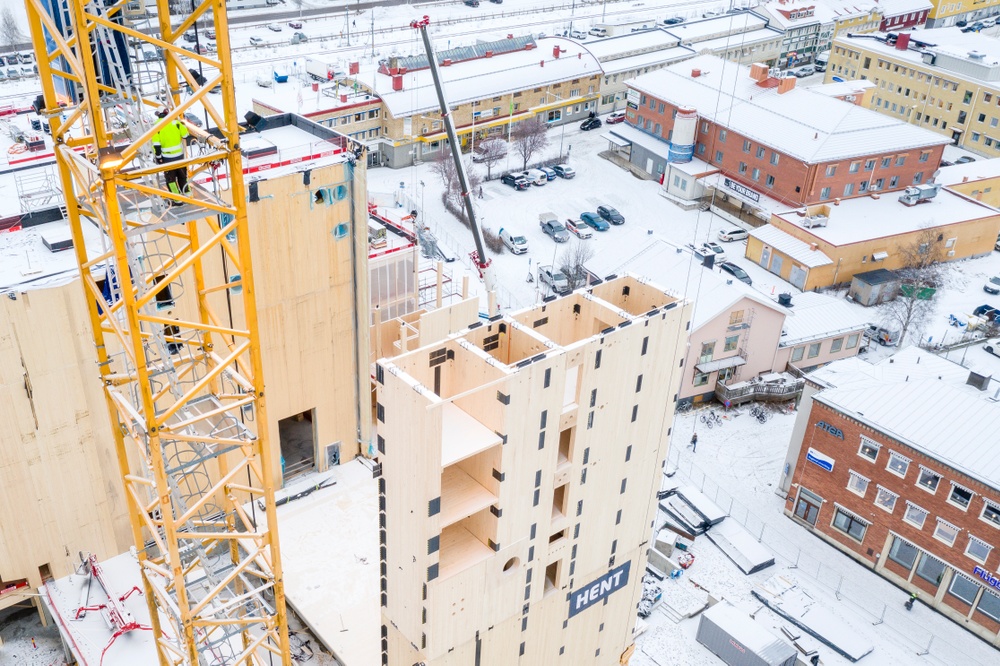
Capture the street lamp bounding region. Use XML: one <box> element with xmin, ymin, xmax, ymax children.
<box><xmin>543</xmin><ymin>91</ymin><xmax>568</xmax><ymax>160</ymax></box>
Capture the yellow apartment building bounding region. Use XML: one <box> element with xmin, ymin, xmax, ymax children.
<box><xmin>927</xmin><ymin>0</ymin><xmax>1000</xmax><ymax>27</ymax></box>
<box><xmin>827</xmin><ymin>28</ymin><xmax>1000</xmax><ymax>157</ymax></box>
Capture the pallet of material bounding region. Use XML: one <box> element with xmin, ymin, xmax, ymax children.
<box><xmin>752</xmin><ymin>575</ymin><xmax>874</xmax><ymax>663</ymax></box>
<box><xmin>660</xmin><ymin>496</ymin><xmax>709</xmax><ymax>534</ymax></box>
<box><xmin>674</xmin><ymin>484</ymin><xmax>727</xmax><ymax>526</ymax></box>
<box><xmin>705</xmin><ymin>519</ymin><xmax>775</xmax><ymax>575</ymax></box>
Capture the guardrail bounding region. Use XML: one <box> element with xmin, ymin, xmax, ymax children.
<box><xmin>715</xmin><ymin>376</ymin><xmax>805</xmax><ymax>406</ymax></box>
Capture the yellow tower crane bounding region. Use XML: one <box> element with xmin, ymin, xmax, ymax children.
<box><xmin>24</xmin><ymin>1</ymin><xmax>290</xmax><ymax>664</ymax></box>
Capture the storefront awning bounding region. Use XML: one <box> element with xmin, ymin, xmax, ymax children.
<box><xmin>695</xmin><ymin>355</ymin><xmax>747</xmax><ymax>374</ymax></box>
<box><xmin>601</xmin><ymin>132</ymin><xmax>631</xmax><ymax>148</ymax></box>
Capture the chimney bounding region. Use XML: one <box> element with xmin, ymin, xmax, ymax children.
<box><xmin>540</xmin><ymin>59</ymin><xmax>545</xmax><ymax>67</ymax></box>
<box><xmin>507</xmin><ymin>33</ymin><xmax>513</xmax><ymax>39</ymax></box>
<box><xmin>749</xmin><ymin>62</ymin><xmax>768</xmax><ymax>82</ymax></box>
<box><xmin>895</xmin><ymin>33</ymin><xmax>910</xmax><ymax>50</ymax></box>
<box><xmin>392</xmin><ymin>74</ymin><xmax>403</xmax><ymax>91</ymax></box>
<box><xmin>810</xmin><ymin>243</ymin><xmax>818</xmax><ymax>251</ymax></box>
<box><xmin>485</xmin><ymin>50</ymin><xmax>494</xmax><ymax>58</ymax></box>
<box><xmin>553</xmin><ymin>45</ymin><xmax>561</xmax><ymax>58</ymax></box>
<box><xmin>962</xmin><ymin>176</ymin><xmax>969</xmax><ymax>183</ymax></box>
<box><xmin>778</xmin><ymin>76</ymin><xmax>797</xmax><ymax>94</ymax></box>
<box><xmin>341</xmin><ymin>94</ymin><xmax>348</xmax><ymax>103</ymax></box>
<box><xmin>871</xmin><ymin>192</ymin><xmax>880</xmax><ymax>199</ymax></box>
<box><xmin>834</xmin><ymin>198</ymin><xmax>841</xmax><ymax>205</ymax></box>
<box><xmin>441</xmin><ymin>59</ymin><xmax>452</xmax><ymax>66</ymax></box>
<box><xmin>691</xmin><ymin>68</ymin><xmax>702</xmax><ymax>78</ymax></box>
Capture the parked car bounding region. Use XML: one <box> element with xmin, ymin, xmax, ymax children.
<box><xmin>206</xmin><ymin>29</ymin><xmax>216</xmax><ymax>40</ymax></box>
<box><xmin>580</xmin><ymin>211</ymin><xmax>610</xmax><ymax>232</ymax></box>
<box><xmin>499</xmin><ymin>227</ymin><xmax>529</xmax><ymax>254</ymax></box>
<box><xmin>183</xmin><ymin>31</ymin><xmax>197</xmax><ymax>43</ymax></box>
<box><xmin>663</xmin><ymin>17</ymin><xmax>684</xmax><ymax>25</ymax></box>
<box><xmin>538</xmin><ymin>166</ymin><xmax>557</xmax><ymax>180</ymax></box>
<box><xmin>718</xmin><ymin>261</ymin><xmax>752</xmax><ymax>285</ymax></box>
<box><xmin>985</xmin><ymin>338</ymin><xmax>1000</xmax><ymax>358</ymax></box>
<box><xmin>267</xmin><ymin>23</ymin><xmax>283</xmax><ymax>32</ymax></box>
<box><xmin>863</xmin><ymin>324</ymin><xmax>900</xmax><ymax>346</ymax></box>
<box><xmin>973</xmin><ymin>304</ymin><xmax>1000</xmax><ymax>322</ymax></box>
<box><xmin>597</xmin><ymin>205</ymin><xmax>625</xmax><ymax>225</ymax></box>
<box><xmin>956</xmin><ymin>156</ymin><xmax>976</xmax><ymax>164</ymax></box>
<box><xmin>570</xmin><ymin>29</ymin><xmax>587</xmax><ymax>39</ymax></box>
<box><xmin>288</xmin><ymin>21</ymin><xmax>303</xmax><ymax>29</ymax></box>
<box><xmin>791</xmin><ymin>65</ymin><xmax>816</xmax><ymax>78</ymax></box>
<box><xmin>18</xmin><ymin>52</ymin><xmax>33</xmax><ymax>65</ymax></box>
<box><xmin>565</xmin><ymin>218</ymin><xmax>592</xmax><ymax>239</ymax></box>
<box><xmin>5</xmin><ymin>68</ymin><xmax>18</xmax><ymax>79</ymax></box>
<box><xmin>552</xmin><ymin>164</ymin><xmax>576</xmax><ymax>179</ymax></box>
<box><xmin>718</xmin><ymin>228</ymin><xmax>749</xmax><ymax>242</ymax></box>
<box><xmin>184</xmin><ymin>112</ymin><xmax>203</xmax><ymax>127</ymax></box>
<box><xmin>702</xmin><ymin>10</ymin><xmax>722</xmax><ymax>18</ymax></box>
<box><xmin>290</xmin><ymin>32</ymin><xmax>308</xmax><ymax>44</ymax></box>
<box><xmin>701</xmin><ymin>241</ymin><xmax>727</xmax><ymax>263</ymax></box>
<box><xmin>985</xmin><ymin>274</ymin><xmax>1000</xmax><ymax>294</ymax></box>
<box><xmin>520</xmin><ymin>169</ymin><xmax>548</xmax><ymax>186</ymax></box>
<box><xmin>962</xmin><ymin>22</ymin><xmax>984</xmax><ymax>32</ymax></box>
<box><xmin>501</xmin><ymin>173</ymin><xmax>530</xmax><ymax>190</ymax></box>
<box><xmin>489</xmin><ymin>0</ymin><xmax>503</xmax><ymax>3</ymax></box>
<box><xmin>581</xmin><ymin>117</ymin><xmax>602</xmax><ymax>131</ymax></box>
<box><xmin>606</xmin><ymin>111</ymin><xmax>626</xmax><ymax>124</ymax></box>
<box><xmin>589</xmin><ymin>27</ymin><xmax>608</xmax><ymax>37</ymax></box>
<box><xmin>464</xmin><ymin>0</ymin><xmax>480</xmax><ymax>6</ymax></box>
<box><xmin>539</xmin><ymin>265</ymin><xmax>570</xmax><ymax>294</ymax></box>
<box><xmin>249</xmin><ymin>36</ymin><xmax>264</xmax><ymax>46</ymax></box>
<box><xmin>539</xmin><ymin>215</ymin><xmax>570</xmax><ymax>243</ymax></box>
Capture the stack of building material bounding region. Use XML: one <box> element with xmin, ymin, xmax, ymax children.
<box><xmin>659</xmin><ymin>484</ymin><xmax>726</xmax><ymax>534</ymax></box>
<box><xmin>704</xmin><ymin>519</ymin><xmax>775</xmax><ymax>575</ymax></box>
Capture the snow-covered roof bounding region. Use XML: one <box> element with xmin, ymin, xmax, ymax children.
<box><xmin>877</xmin><ymin>0</ymin><xmax>933</xmax><ymax>17</ymax></box>
<box><xmin>627</xmin><ymin>55</ymin><xmax>949</xmax><ymax>164</ymax></box>
<box><xmin>772</xmin><ymin>186</ymin><xmax>998</xmax><ymax>247</ymax></box>
<box><xmin>604</xmin><ymin>123</ymin><xmax>673</xmax><ymax>160</ymax></box>
<box><xmin>757</xmin><ymin>0</ymin><xmax>880</xmax><ymax>30</ymax></box>
<box><xmin>582</xmin><ymin>30</ymin><xmax>681</xmax><ymax>60</ymax></box>
<box><xmin>834</xmin><ymin>29</ymin><xmax>1000</xmax><ymax>84</ymax></box>
<box><xmin>809</xmin><ymin>79</ymin><xmax>876</xmax><ymax>100</ymax></box>
<box><xmin>815</xmin><ymin>376</ymin><xmax>1000</xmax><ymax>492</ymax></box>
<box><xmin>808</xmin><ymin>345</ymin><xmax>972</xmax><ymax>388</ymax></box>
<box><xmin>748</xmin><ymin>225</ymin><xmax>834</xmax><ymax>267</ymax></box>
<box><xmin>699</xmin><ymin>599</ymin><xmax>797</xmax><ymax>662</ymax></box>
<box><xmin>690</xmin><ymin>27</ymin><xmax>785</xmax><ymax>56</ymax></box>
<box><xmin>598</xmin><ymin>45</ymin><xmax>696</xmax><ymax>76</ymax></box>
<box><xmin>936</xmin><ymin>158</ymin><xmax>1000</xmax><ymax>187</ymax></box>
<box><xmin>664</xmin><ymin>13</ymin><xmax>770</xmax><ymax>42</ymax></box>
<box><xmin>779</xmin><ymin>291</ymin><xmax>870</xmax><ymax>346</ymax></box>
<box><xmin>358</xmin><ymin>37</ymin><xmax>601</xmax><ymax>119</ymax></box>
<box><xmin>584</xmin><ymin>232</ymin><xmax>784</xmax><ymax>330</ymax></box>
<box><xmin>0</xmin><ymin>218</ymin><xmax>107</xmax><ymax>292</ymax></box>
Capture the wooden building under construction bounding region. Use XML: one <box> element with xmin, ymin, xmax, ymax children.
<box><xmin>375</xmin><ymin>276</ymin><xmax>692</xmax><ymax>665</ymax></box>
<box><xmin>0</xmin><ymin>114</ymin><xmax>373</xmax><ymax>613</ymax></box>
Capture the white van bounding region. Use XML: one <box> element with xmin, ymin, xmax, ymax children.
<box><xmin>521</xmin><ymin>169</ymin><xmax>547</xmax><ymax>186</ymax></box>
<box><xmin>499</xmin><ymin>227</ymin><xmax>529</xmax><ymax>254</ymax></box>
<box><xmin>588</xmin><ymin>27</ymin><xmax>608</xmax><ymax>37</ymax></box>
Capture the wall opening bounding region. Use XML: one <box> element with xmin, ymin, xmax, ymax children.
<box><xmin>279</xmin><ymin>409</ymin><xmax>316</xmax><ymax>480</ymax></box>
<box><xmin>553</xmin><ymin>483</ymin><xmax>568</xmax><ymax>521</ymax></box>
<box><xmin>558</xmin><ymin>427</ymin><xmax>574</xmax><ymax>466</ymax></box>
<box><xmin>544</xmin><ymin>560</ymin><xmax>560</xmax><ymax>595</ymax></box>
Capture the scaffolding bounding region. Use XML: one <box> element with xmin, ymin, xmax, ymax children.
<box><xmin>24</xmin><ymin>0</ymin><xmax>290</xmax><ymax>664</ymax></box>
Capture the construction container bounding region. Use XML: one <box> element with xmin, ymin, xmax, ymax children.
<box><xmin>696</xmin><ymin>600</ymin><xmax>797</xmax><ymax>666</ymax></box>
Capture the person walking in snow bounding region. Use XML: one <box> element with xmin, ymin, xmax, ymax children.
<box><xmin>689</xmin><ymin>432</ymin><xmax>698</xmax><ymax>452</ymax></box>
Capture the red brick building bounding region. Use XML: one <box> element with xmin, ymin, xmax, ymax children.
<box><xmin>879</xmin><ymin>0</ymin><xmax>932</xmax><ymax>32</ymax></box>
<box><xmin>783</xmin><ymin>348</ymin><xmax>1000</xmax><ymax>646</ymax></box>
<box><xmin>620</xmin><ymin>55</ymin><xmax>948</xmax><ymax>214</ymax></box>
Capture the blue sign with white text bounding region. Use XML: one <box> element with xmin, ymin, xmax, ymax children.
<box><xmin>568</xmin><ymin>561</ymin><xmax>631</xmax><ymax>618</ymax></box>
<box><xmin>806</xmin><ymin>447</ymin><xmax>835</xmax><ymax>472</ymax></box>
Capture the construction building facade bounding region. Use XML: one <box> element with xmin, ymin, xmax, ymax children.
<box><xmin>375</xmin><ymin>276</ymin><xmax>691</xmax><ymax>665</ymax></box>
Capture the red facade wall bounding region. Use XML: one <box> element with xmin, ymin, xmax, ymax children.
<box><xmin>880</xmin><ymin>10</ymin><xmax>929</xmax><ymax>32</ymax></box>
<box><xmin>627</xmin><ymin>88</ymin><xmax>945</xmax><ymax>206</ymax></box>
<box><xmin>787</xmin><ymin>398</ymin><xmax>1000</xmax><ymax>637</ymax></box>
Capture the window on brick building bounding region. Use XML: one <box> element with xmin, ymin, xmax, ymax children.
<box><xmin>916</xmin><ymin>467</ymin><xmax>940</xmax><ymax>493</ymax></box>
<box><xmin>849</xmin><ymin>161</ymin><xmax>860</xmax><ymax>173</ymax></box>
<box><xmin>981</xmin><ymin>501</ymin><xmax>1000</xmax><ymax>527</ymax></box>
<box><xmin>701</xmin><ymin>121</ymin><xmax>709</xmax><ymax>133</ymax></box>
<box><xmin>919</xmin><ymin>151</ymin><xmax>930</xmax><ymax>162</ymax></box>
<box><xmin>832</xmin><ymin>506</ymin><xmax>868</xmax><ymax>541</ymax></box>
<box><xmin>825</xmin><ymin>165</ymin><xmax>837</xmax><ymax>177</ymax></box>
<box><xmin>913</xmin><ymin>172</ymin><xmax>924</xmax><ymax>184</ymax></box>
<box><xmin>794</xmin><ymin>488</ymin><xmax>823</xmax><ymax>526</ymax></box>
<box><xmin>864</xmin><ymin>159</ymin><xmax>876</xmax><ymax>171</ymax></box>
<box><xmin>766</xmin><ymin>174</ymin><xmax>775</xmax><ymax>188</ymax></box>
<box><xmin>979</xmin><ymin>590</ymin><xmax>1000</xmax><ymax>622</ymax></box>
<box><xmin>903</xmin><ymin>501</ymin><xmax>928</xmax><ymax>529</ymax></box>
<box><xmin>948</xmin><ymin>483</ymin><xmax>974</xmax><ymax>510</ymax></box>
<box><xmin>875</xmin><ymin>485</ymin><xmax>898</xmax><ymax>513</ymax></box>
<box><xmin>966</xmin><ymin>535</ymin><xmax>993</xmax><ymax>564</ymax></box>
<box><xmin>715</xmin><ymin>150</ymin><xmax>723</xmax><ymax>162</ymax></box>
<box><xmin>847</xmin><ymin>471</ymin><xmax>869</xmax><ymax>497</ymax></box>
<box><xmin>890</xmin><ymin>176</ymin><xmax>899</xmax><ymax>188</ymax></box>
<box><xmin>844</xmin><ymin>183</ymin><xmax>854</xmax><ymax>196</ymax></box>
<box><xmin>914</xmin><ymin>552</ymin><xmax>946</xmax><ymax>585</ymax></box>
<box><xmin>933</xmin><ymin>518</ymin><xmax>959</xmax><ymax>546</ymax></box>
<box><xmin>756</xmin><ymin>146</ymin><xmax>765</xmax><ymax>159</ymax></box>
<box><xmin>739</xmin><ymin>162</ymin><xmax>748</xmax><ymax>174</ymax></box>
<box><xmin>888</xmin><ymin>536</ymin><xmax>918</xmax><ymax>569</ymax></box>
<box><xmin>887</xmin><ymin>451</ymin><xmax>910</xmax><ymax>477</ymax></box>
<box><xmin>949</xmin><ymin>574</ymin><xmax>981</xmax><ymax>606</ymax></box>
<box><xmin>752</xmin><ymin>167</ymin><xmax>761</xmax><ymax>181</ymax></box>
<box><xmin>858</xmin><ymin>436</ymin><xmax>879</xmax><ymax>461</ymax></box>
<box><xmin>697</xmin><ymin>143</ymin><xmax>706</xmax><ymax>155</ymax></box>
<box><xmin>743</xmin><ymin>139</ymin><xmax>752</xmax><ymax>153</ymax></box>
<box><xmin>770</xmin><ymin>151</ymin><xmax>779</xmax><ymax>165</ymax></box>
<box><xmin>719</xmin><ymin>129</ymin><xmax>727</xmax><ymax>142</ymax></box>
<box><xmin>820</xmin><ymin>187</ymin><xmax>831</xmax><ymax>199</ymax></box>
<box><xmin>881</xmin><ymin>157</ymin><xmax>891</xmax><ymax>168</ymax></box>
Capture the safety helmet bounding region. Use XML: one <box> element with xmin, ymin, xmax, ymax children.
<box><xmin>155</xmin><ymin>106</ymin><xmax>169</xmax><ymax>118</ymax></box>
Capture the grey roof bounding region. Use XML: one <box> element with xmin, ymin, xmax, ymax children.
<box><xmin>748</xmin><ymin>225</ymin><xmax>833</xmax><ymax>268</ymax></box>
<box><xmin>851</xmin><ymin>268</ymin><xmax>900</xmax><ymax>286</ymax></box>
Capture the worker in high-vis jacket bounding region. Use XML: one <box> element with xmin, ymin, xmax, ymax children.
<box><xmin>152</xmin><ymin>107</ymin><xmax>190</xmax><ymax>206</ymax></box>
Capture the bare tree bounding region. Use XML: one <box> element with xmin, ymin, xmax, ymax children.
<box><xmin>559</xmin><ymin>240</ymin><xmax>595</xmax><ymax>291</ymax></box>
<box><xmin>877</xmin><ymin>229</ymin><xmax>943</xmax><ymax>345</ymax></box>
<box><xmin>511</xmin><ymin>117</ymin><xmax>550</xmax><ymax>171</ymax></box>
<box><xmin>0</xmin><ymin>7</ymin><xmax>24</xmax><ymax>52</ymax></box>
<box><xmin>476</xmin><ymin>138</ymin><xmax>508</xmax><ymax>179</ymax></box>
<box><xmin>431</xmin><ymin>147</ymin><xmax>482</xmax><ymax>224</ymax></box>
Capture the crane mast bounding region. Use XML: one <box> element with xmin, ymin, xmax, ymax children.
<box><xmin>410</xmin><ymin>17</ymin><xmax>498</xmax><ymax>307</ymax></box>
<box><xmin>24</xmin><ymin>1</ymin><xmax>290</xmax><ymax>664</ymax></box>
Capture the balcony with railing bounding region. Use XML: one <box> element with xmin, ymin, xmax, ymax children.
<box><xmin>715</xmin><ymin>372</ymin><xmax>805</xmax><ymax>406</ymax></box>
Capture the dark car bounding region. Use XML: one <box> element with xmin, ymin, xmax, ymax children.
<box><xmin>552</xmin><ymin>164</ymin><xmax>575</xmax><ymax>179</ymax></box>
<box><xmin>663</xmin><ymin>17</ymin><xmax>684</xmax><ymax>25</ymax></box>
<box><xmin>288</xmin><ymin>21</ymin><xmax>303</xmax><ymax>29</ymax></box>
<box><xmin>501</xmin><ymin>173</ymin><xmax>530</xmax><ymax>190</ymax></box>
<box><xmin>597</xmin><ymin>205</ymin><xmax>624</xmax><ymax>225</ymax></box>
<box><xmin>581</xmin><ymin>117</ymin><xmax>602</xmax><ymax>131</ymax></box>
<box><xmin>956</xmin><ymin>156</ymin><xmax>977</xmax><ymax>164</ymax></box>
<box><xmin>973</xmin><ymin>304</ymin><xmax>1000</xmax><ymax>322</ymax></box>
<box><xmin>489</xmin><ymin>0</ymin><xmax>503</xmax><ymax>3</ymax></box>
<box><xmin>580</xmin><ymin>211</ymin><xmax>610</xmax><ymax>231</ymax></box>
<box><xmin>719</xmin><ymin>261</ymin><xmax>752</xmax><ymax>285</ymax></box>
<box><xmin>464</xmin><ymin>0</ymin><xmax>480</xmax><ymax>6</ymax></box>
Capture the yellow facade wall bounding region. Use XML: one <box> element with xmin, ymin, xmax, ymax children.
<box><xmin>945</xmin><ymin>174</ymin><xmax>1000</xmax><ymax>207</ymax></box>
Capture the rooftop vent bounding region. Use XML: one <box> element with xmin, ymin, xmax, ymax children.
<box><xmin>969</xmin><ymin>50</ymin><xmax>986</xmax><ymax>61</ymax></box>
<box><xmin>967</xmin><ymin>370</ymin><xmax>991</xmax><ymax>391</ymax></box>
<box><xmin>898</xmin><ymin>183</ymin><xmax>941</xmax><ymax>206</ymax></box>
<box><xmin>802</xmin><ymin>214</ymin><xmax>828</xmax><ymax>228</ymax></box>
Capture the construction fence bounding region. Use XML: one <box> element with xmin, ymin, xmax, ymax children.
<box><xmin>665</xmin><ymin>450</ymin><xmax>990</xmax><ymax>666</ymax></box>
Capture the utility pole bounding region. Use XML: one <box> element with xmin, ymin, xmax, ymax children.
<box><xmin>346</xmin><ymin>6</ymin><xmax>350</xmax><ymax>46</ymax></box>
<box><xmin>411</xmin><ymin>16</ymin><xmax>497</xmax><ymax>309</ymax></box>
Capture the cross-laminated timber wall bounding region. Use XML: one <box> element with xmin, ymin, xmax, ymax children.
<box><xmin>375</xmin><ymin>275</ymin><xmax>692</xmax><ymax>665</ymax></box>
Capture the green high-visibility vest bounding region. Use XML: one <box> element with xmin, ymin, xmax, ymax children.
<box><xmin>153</xmin><ymin>119</ymin><xmax>189</xmax><ymax>159</ymax></box>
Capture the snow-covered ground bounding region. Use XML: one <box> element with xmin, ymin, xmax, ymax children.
<box><xmin>630</xmin><ymin>406</ymin><xmax>1000</xmax><ymax>666</ymax></box>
